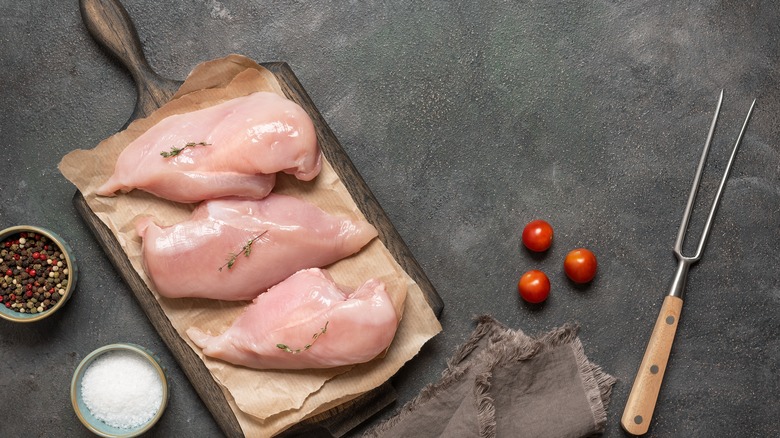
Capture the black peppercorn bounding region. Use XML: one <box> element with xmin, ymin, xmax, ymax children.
<box><xmin>0</xmin><ymin>232</ymin><xmax>69</xmax><ymax>314</ymax></box>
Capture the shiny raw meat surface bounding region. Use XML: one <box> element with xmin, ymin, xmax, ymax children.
<box><xmin>97</xmin><ymin>91</ymin><xmax>320</xmax><ymax>203</ymax></box>
<box><xmin>136</xmin><ymin>194</ymin><xmax>378</xmax><ymax>300</ymax></box>
<box><xmin>186</xmin><ymin>268</ymin><xmax>399</xmax><ymax>370</ymax></box>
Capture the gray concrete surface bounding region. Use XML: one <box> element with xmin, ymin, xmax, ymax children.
<box><xmin>1</xmin><ymin>0</ymin><xmax>778</xmax><ymax>437</ymax></box>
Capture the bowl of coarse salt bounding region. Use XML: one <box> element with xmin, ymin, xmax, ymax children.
<box><xmin>71</xmin><ymin>343</ymin><xmax>169</xmax><ymax>437</ymax></box>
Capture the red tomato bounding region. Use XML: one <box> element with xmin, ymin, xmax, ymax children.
<box><xmin>522</xmin><ymin>220</ymin><xmax>553</xmax><ymax>252</ymax></box>
<box><xmin>518</xmin><ymin>270</ymin><xmax>550</xmax><ymax>303</ymax></box>
<box><xmin>564</xmin><ymin>248</ymin><xmax>598</xmax><ymax>283</ymax></box>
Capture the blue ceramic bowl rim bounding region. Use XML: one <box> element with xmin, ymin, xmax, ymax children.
<box><xmin>0</xmin><ymin>225</ymin><xmax>78</xmax><ymax>323</ymax></box>
<box><xmin>70</xmin><ymin>343</ymin><xmax>169</xmax><ymax>437</ymax></box>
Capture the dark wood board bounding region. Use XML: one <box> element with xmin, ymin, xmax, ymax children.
<box><xmin>75</xmin><ymin>0</ymin><xmax>443</xmax><ymax>437</ymax></box>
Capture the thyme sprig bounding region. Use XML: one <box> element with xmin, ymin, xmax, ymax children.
<box><xmin>277</xmin><ymin>321</ymin><xmax>329</xmax><ymax>354</ymax></box>
<box><xmin>160</xmin><ymin>142</ymin><xmax>210</xmax><ymax>158</ymax></box>
<box><xmin>218</xmin><ymin>231</ymin><xmax>268</xmax><ymax>272</ymax></box>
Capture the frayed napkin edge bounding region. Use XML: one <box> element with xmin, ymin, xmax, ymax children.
<box><xmin>363</xmin><ymin>315</ymin><xmax>617</xmax><ymax>438</ymax></box>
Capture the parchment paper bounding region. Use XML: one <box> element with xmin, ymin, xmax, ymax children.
<box><xmin>59</xmin><ymin>54</ymin><xmax>442</xmax><ymax>437</ymax></box>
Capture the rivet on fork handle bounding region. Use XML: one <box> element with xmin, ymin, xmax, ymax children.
<box><xmin>621</xmin><ymin>91</ymin><xmax>756</xmax><ymax>435</ymax></box>
<box><xmin>622</xmin><ymin>295</ymin><xmax>683</xmax><ymax>436</ymax></box>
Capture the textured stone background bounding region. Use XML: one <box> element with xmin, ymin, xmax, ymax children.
<box><xmin>1</xmin><ymin>1</ymin><xmax>778</xmax><ymax>436</ymax></box>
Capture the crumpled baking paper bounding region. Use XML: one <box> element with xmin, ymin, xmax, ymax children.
<box><xmin>59</xmin><ymin>54</ymin><xmax>442</xmax><ymax>437</ymax></box>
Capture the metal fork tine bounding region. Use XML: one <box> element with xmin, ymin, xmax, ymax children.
<box><xmin>690</xmin><ymin>97</ymin><xmax>757</xmax><ymax>259</ymax></box>
<box><xmin>674</xmin><ymin>91</ymin><xmax>756</xmax><ymax>261</ymax></box>
<box><xmin>674</xmin><ymin>90</ymin><xmax>722</xmax><ymax>259</ymax></box>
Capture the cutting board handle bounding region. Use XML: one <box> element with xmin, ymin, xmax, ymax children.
<box><xmin>79</xmin><ymin>0</ymin><xmax>181</xmax><ymax>120</ymax></box>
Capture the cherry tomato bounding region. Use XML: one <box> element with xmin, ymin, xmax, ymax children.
<box><xmin>518</xmin><ymin>270</ymin><xmax>550</xmax><ymax>303</ymax></box>
<box><xmin>522</xmin><ymin>220</ymin><xmax>553</xmax><ymax>252</ymax></box>
<box><xmin>563</xmin><ymin>248</ymin><xmax>598</xmax><ymax>283</ymax></box>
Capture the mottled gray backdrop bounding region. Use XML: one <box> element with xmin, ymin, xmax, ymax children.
<box><xmin>1</xmin><ymin>0</ymin><xmax>777</xmax><ymax>437</ymax></box>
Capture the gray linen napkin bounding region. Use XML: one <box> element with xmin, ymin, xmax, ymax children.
<box><xmin>364</xmin><ymin>315</ymin><xmax>616</xmax><ymax>438</ymax></box>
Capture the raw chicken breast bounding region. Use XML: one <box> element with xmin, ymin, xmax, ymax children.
<box><xmin>97</xmin><ymin>91</ymin><xmax>320</xmax><ymax>203</ymax></box>
<box><xmin>186</xmin><ymin>268</ymin><xmax>399</xmax><ymax>370</ymax></box>
<box><xmin>136</xmin><ymin>194</ymin><xmax>378</xmax><ymax>300</ymax></box>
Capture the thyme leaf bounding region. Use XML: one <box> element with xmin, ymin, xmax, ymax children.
<box><xmin>160</xmin><ymin>142</ymin><xmax>210</xmax><ymax>158</ymax></box>
<box><xmin>277</xmin><ymin>321</ymin><xmax>329</xmax><ymax>354</ymax></box>
<box><xmin>218</xmin><ymin>231</ymin><xmax>268</xmax><ymax>272</ymax></box>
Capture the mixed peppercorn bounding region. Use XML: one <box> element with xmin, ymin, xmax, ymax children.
<box><xmin>1</xmin><ymin>232</ymin><xmax>69</xmax><ymax>314</ymax></box>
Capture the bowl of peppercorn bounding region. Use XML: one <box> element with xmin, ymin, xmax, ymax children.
<box><xmin>0</xmin><ymin>225</ymin><xmax>78</xmax><ymax>322</ymax></box>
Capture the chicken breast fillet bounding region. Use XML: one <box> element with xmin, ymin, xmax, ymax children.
<box><xmin>187</xmin><ymin>268</ymin><xmax>399</xmax><ymax>370</ymax></box>
<box><xmin>97</xmin><ymin>91</ymin><xmax>320</xmax><ymax>203</ymax></box>
<box><xmin>136</xmin><ymin>194</ymin><xmax>378</xmax><ymax>300</ymax></box>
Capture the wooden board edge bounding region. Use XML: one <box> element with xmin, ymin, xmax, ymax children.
<box><xmin>74</xmin><ymin>192</ymin><xmax>400</xmax><ymax>437</ymax></box>
<box><xmin>281</xmin><ymin>381</ymin><xmax>397</xmax><ymax>437</ymax></box>
<box><xmin>72</xmin><ymin>191</ymin><xmax>245</xmax><ymax>438</ymax></box>
<box><xmin>69</xmin><ymin>61</ymin><xmax>441</xmax><ymax>437</ymax></box>
<box><xmin>262</xmin><ymin>61</ymin><xmax>445</xmax><ymax>318</ymax></box>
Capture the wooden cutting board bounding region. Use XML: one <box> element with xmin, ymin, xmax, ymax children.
<box><xmin>75</xmin><ymin>0</ymin><xmax>444</xmax><ymax>437</ymax></box>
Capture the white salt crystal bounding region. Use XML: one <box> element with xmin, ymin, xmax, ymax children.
<box><xmin>81</xmin><ymin>350</ymin><xmax>163</xmax><ymax>429</ymax></box>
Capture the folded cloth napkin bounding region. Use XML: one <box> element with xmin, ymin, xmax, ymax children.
<box><xmin>363</xmin><ymin>315</ymin><xmax>616</xmax><ymax>438</ymax></box>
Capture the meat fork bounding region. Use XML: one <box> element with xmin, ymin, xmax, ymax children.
<box><xmin>621</xmin><ymin>91</ymin><xmax>756</xmax><ymax>435</ymax></box>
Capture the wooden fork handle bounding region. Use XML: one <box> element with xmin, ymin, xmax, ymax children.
<box><xmin>621</xmin><ymin>295</ymin><xmax>683</xmax><ymax>435</ymax></box>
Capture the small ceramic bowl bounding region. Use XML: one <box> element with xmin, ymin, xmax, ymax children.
<box><xmin>0</xmin><ymin>225</ymin><xmax>78</xmax><ymax>322</ymax></box>
<box><xmin>71</xmin><ymin>343</ymin><xmax>170</xmax><ymax>437</ymax></box>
